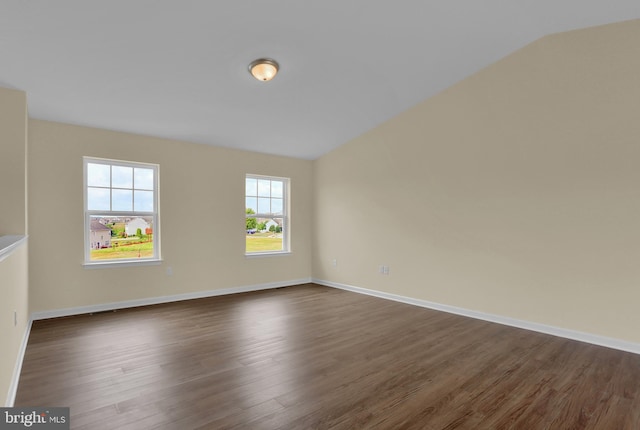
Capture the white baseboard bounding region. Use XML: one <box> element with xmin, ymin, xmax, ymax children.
<box><xmin>5</xmin><ymin>319</ymin><xmax>32</xmax><ymax>407</ymax></box>
<box><xmin>313</xmin><ymin>278</ymin><xmax>640</xmax><ymax>356</ymax></box>
<box><xmin>31</xmin><ymin>278</ymin><xmax>312</xmax><ymax>321</ymax></box>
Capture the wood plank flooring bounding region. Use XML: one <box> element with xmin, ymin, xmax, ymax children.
<box><xmin>15</xmin><ymin>283</ymin><xmax>640</xmax><ymax>429</ymax></box>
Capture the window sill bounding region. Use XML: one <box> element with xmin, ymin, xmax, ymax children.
<box><xmin>245</xmin><ymin>251</ymin><xmax>291</xmax><ymax>259</ymax></box>
<box><xmin>83</xmin><ymin>259</ymin><xmax>163</xmax><ymax>269</ymax></box>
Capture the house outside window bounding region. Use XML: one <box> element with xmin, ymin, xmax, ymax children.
<box><xmin>245</xmin><ymin>174</ymin><xmax>289</xmax><ymax>255</ymax></box>
<box><xmin>84</xmin><ymin>157</ymin><xmax>160</xmax><ymax>265</ymax></box>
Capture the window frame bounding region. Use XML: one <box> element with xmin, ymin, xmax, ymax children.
<box><xmin>83</xmin><ymin>156</ymin><xmax>160</xmax><ymax>266</ymax></box>
<box><xmin>245</xmin><ymin>174</ymin><xmax>290</xmax><ymax>256</ymax></box>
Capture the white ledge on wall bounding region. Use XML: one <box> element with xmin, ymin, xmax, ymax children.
<box><xmin>0</xmin><ymin>235</ymin><xmax>28</xmax><ymax>263</ymax></box>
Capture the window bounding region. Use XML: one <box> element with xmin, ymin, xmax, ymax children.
<box><xmin>245</xmin><ymin>174</ymin><xmax>289</xmax><ymax>254</ymax></box>
<box><xmin>84</xmin><ymin>157</ymin><xmax>160</xmax><ymax>264</ymax></box>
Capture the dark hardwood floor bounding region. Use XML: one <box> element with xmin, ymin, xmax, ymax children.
<box><xmin>15</xmin><ymin>283</ymin><xmax>640</xmax><ymax>429</ymax></box>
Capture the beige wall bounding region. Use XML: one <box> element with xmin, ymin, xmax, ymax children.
<box><xmin>0</xmin><ymin>86</ymin><xmax>28</xmax><ymax>235</ymax></box>
<box><xmin>313</xmin><ymin>20</ymin><xmax>640</xmax><ymax>343</ymax></box>
<box><xmin>0</xmin><ymin>86</ymin><xmax>29</xmax><ymax>406</ymax></box>
<box><xmin>28</xmin><ymin>120</ymin><xmax>312</xmax><ymax>313</ymax></box>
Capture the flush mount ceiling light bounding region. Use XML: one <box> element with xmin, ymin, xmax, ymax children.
<box><xmin>249</xmin><ymin>58</ymin><xmax>279</xmax><ymax>82</ymax></box>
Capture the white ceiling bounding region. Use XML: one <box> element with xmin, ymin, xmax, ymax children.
<box><xmin>1</xmin><ymin>1</ymin><xmax>638</xmax><ymax>160</ymax></box>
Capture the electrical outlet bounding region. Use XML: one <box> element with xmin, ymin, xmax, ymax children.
<box><xmin>379</xmin><ymin>265</ymin><xmax>390</xmax><ymax>275</ymax></box>
<box><xmin>332</xmin><ymin>259</ymin><xmax>337</xmax><ymax>267</ymax></box>
<box><xmin>166</xmin><ymin>266</ymin><xmax>173</xmax><ymax>276</ymax></box>
<box><xmin>14</xmin><ymin>311</ymin><xmax>17</xmax><ymax>327</ymax></box>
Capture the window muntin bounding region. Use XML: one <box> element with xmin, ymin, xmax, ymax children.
<box><xmin>245</xmin><ymin>175</ymin><xmax>289</xmax><ymax>254</ymax></box>
<box><xmin>84</xmin><ymin>157</ymin><xmax>159</xmax><ymax>264</ymax></box>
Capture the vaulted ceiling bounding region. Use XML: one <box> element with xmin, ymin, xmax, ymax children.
<box><xmin>1</xmin><ymin>1</ymin><xmax>638</xmax><ymax>159</ymax></box>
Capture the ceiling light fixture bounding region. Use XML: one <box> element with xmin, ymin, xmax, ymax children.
<box><xmin>249</xmin><ymin>58</ymin><xmax>279</xmax><ymax>82</ymax></box>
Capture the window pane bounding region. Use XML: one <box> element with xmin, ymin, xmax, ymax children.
<box><xmin>134</xmin><ymin>168</ymin><xmax>154</xmax><ymax>190</ymax></box>
<box><xmin>87</xmin><ymin>163</ymin><xmax>110</xmax><ymax>187</ymax></box>
<box><xmin>87</xmin><ymin>187</ymin><xmax>110</xmax><ymax>210</ymax></box>
<box><xmin>246</xmin><ymin>197</ymin><xmax>257</xmax><ymax>213</ymax></box>
<box><xmin>89</xmin><ymin>215</ymin><xmax>154</xmax><ymax>261</ymax></box>
<box><xmin>112</xmin><ymin>189</ymin><xmax>133</xmax><ymax>211</ymax></box>
<box><xmin>271</xmin><ymin>180</ymin><xmax>283</xmax><ymax>198</ymax></box>
<box><xmin>112</xmin><ymin>166</ymin><xmax>133</xmax><ymax>189</ymax></box>
<box><xmin>271</xmin><ymin>198</ymin><xmax>283</xmax><ymax>215</ymax></box>
<box><xmin>246</xmin><ymin>178</ymin><xmax>257</xmax><ymax>196</ymax></box>
<box><xmin>134</xmin><ymin>190</ymin><xmax>154</xmax><ymax>212</ymax></box>
<box><xmin>85</xmin><ymin>158</ymin><xmax>159</xmax><ymax>264</ymax></box>
<box><xmin>245</xmin><ymin>174</ymin><xmax>289</xmax><ymax>254</ymax></box>
<box><xmin>246</xmin><ymin>217</ymin><xmax>283</xmax><ymax>253</ymax></box>
<box><xmin>257</xmin><ymin>179</ymin><xmax>271</xmax><ymax>197</ymax></box>
<box><xmin>258</xmin><ymin>197</ymin><xmax>271</xmax><ymax>214</ymax></box>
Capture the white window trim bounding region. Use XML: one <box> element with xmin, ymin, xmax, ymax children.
<box><xmin>245</xmin><ymin>174</ymin><xmax>290</xmax><ymax>256</ymax></box>
<box><xmin>83</xmin><ymin>157</ymin><xmax>161</xmax><ymax>266</ymax></box>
